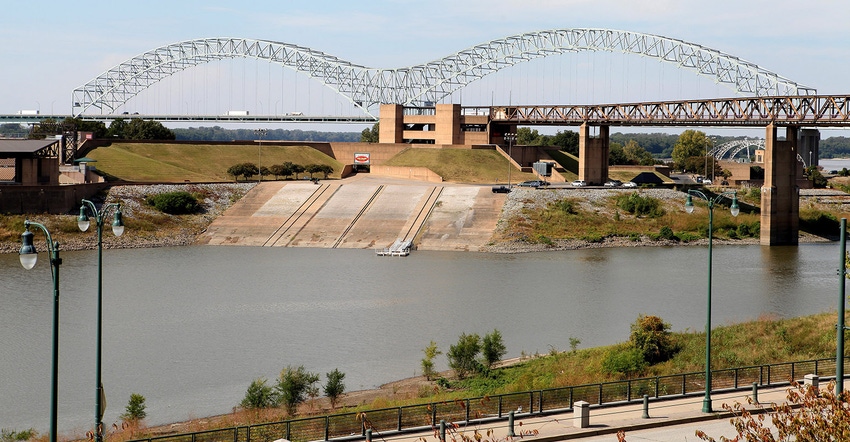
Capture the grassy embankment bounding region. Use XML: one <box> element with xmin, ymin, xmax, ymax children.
<box><xmin>109</xmin><ymin>311</ymin><xmax>847</xmax><ymax>442</ymax></box>
<box><xmin>383</xmin><ymin>147</ymin><xmax>539</xmax><ymax>183</ymax></box>
<box><xmin>86</xmin><ymin>142</ymin><xmax>347</xmax><ymax>182</ymax></box>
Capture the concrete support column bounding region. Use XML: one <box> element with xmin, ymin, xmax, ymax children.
<box><xmin>761</xmin><ymin>124</ymin><xmax>800</xmax><ymax>245</ymax></box>
<box><xmin>578</xmin><ymin>124</ymin><xmax>609</xmax><ymax>185</ymax></box>
<box><xmin>378</xmin><ymin>104</ymin><xmax>403</xmax><ymax>144</ymax></box>
<box><xmin>435</xmin><ymin>104</ymin><xmax>462</xmax><ymax>144</ymax></box>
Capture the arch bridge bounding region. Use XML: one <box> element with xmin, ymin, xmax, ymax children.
<box><xmin>71</xmin><ymin>29</ymin><xmax>840</xmax><ymax>247</ymax></box>
<box><xmin>72</xmin><ymin>29</ymin><xmax>815</xmax><ymax>117</ymax></box>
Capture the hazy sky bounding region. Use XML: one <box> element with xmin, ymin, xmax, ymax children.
<box><xmin>1</xmin><ymin>0</ymin><xmax>848</xmax><ymax>129</ymax></box>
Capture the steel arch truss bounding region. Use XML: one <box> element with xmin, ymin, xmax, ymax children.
<box><xmin>711</xmin><ymin>139</ymin><xmax>766</xmax><ymax>160</ymax></box>
<box><xmin>72</xmin><ymin>30</ymin><xmax>816</xmax><ymax>117</ymax></box>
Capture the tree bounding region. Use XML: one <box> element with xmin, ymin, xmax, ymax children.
<box><xmin>305</xmin><ymin>164</ymin><xmax>323</xmax><ymax>178</ymax></box>
<box><xmin>672</xmin><ymin>130</ymin><xmax>712</xmax><ymax>172</ymax></box>
<box><xmin>227</xmin><ymin>163</ymin><xmax>246</xmax><ymax>182</ymax></box>
<box><xmin>123</xmin><ymin>118</ymin><xmax>176</xmax><ymax>140</ymax></box>
<box><xmin>696</xmin><ymin>381</ymin><xmax>850</xmax><ymax>442</ymax></box>
<box><xmin>323</xmin><ymin>369</ymin><xmax>346</xmax><ymax>409</ymax></box>
<box><xmin>481</xmin><ymin>329</ymin><xmax>507</xmax><ymax>369</ymax></box>
<box><xmin>447</xmin><ymin>333</ymin><xmax>481</xmax><ymax>379</ymax></box>
<box><xmin>290</xmin><ymin>164</ymin><xmax>306</xmax><ymax>180</ymax></box>
<box><xmin>421</xmin><ymin>340</ymin><xmax>442</xmax><ymax>380</ymax></box>
<box><xmin>623</xmin><ymin>140</ymin><xmax>655</xmax><ymax>165</ymax></box>
<box><xmin>360</xmin><ymin>123</ymin><xmax>379</xmax><ymax>143</ymax></box>
<box><xmin>120</xmin><ymin>393</ymin><xmax>147</xmax><ymax>422</ymax></box>
<box><xmin>318</xmin><ymin>164</ymin><xmax>334</xmax><ymax>179</ymax></box>
<box><xmin>235</xmin><ymin>162</ymin><xmax>259</xmax><ymax>181</ymax></box>
<box><xmin>240</xmin><ymin>378</ymin><xmax>279</xmax><ymax>409</ymax></box>
<box><xmin>609</xmin><ymin>142</ymin><xmax>628</xmax><ymax>165</ymax></box>
<box><xmin>551</xmin><ymin>130</ymin><xmax>579</xmax><ymax>155</ymax></box>
<box><xmin>805</xmin><ymin>166</ymin><xmax>828</xmax><ymax>188</ymax></box>
<box><xmin>107</xmin><ymin>118</ymin><xmax>128</xmax><ymax>138</ymax></box>
<box><xmin>275</xmin><ymin>365</ymin><xmax>320</xmax><ymax>416</ymax></box>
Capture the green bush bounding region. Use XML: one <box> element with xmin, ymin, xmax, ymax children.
<box><xmin>240</xmin><ymin>378</ymin><xmax>279</xmax><ymax>409</ymax></box>
<box><xmin>601</xmin><ymin>346</ymin><xmax>647</xmax><ymax>377</ymax></box>
<box><xmin>145</xmin><ymin>191</ymin><xmax>200</xmax><ymax>215</ymax></box>
<box><xmin>658</xmin><ymin>226</ymin><xmax>676</xmax><ymax>241</ymax></box>
<box><xmin>615</xmin><ymin>193</ymin><xmax>664</xmax><ymax>218</ymax></box>
<box><xmin>630</xmin><ymin>315</ymin><xmax>676</xmax><ymax>364</ymax></box>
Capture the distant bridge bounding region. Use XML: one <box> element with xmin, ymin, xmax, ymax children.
<box><xmin>71</xmin><ymin>29</ymin><xmax>816</xmax><ymax>117</ymax></box>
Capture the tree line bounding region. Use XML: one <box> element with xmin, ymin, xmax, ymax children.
<box><xmin>227</xmin><ymin>162</ymin><xmax>334</xmax><ymax>181</ymax></box>
<box><xmin>23</xmin><ymin>117</ymin><xmax>175</xmax><ymax>140</ymax></box>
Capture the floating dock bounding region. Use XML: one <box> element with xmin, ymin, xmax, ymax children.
<box><xmin>376</xmin><ymin>239</ymin><xmax>412</xmax><ymax>256</ymax></box>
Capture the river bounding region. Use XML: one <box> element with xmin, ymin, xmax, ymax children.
<box><xmin>0</xmin><ymin>243</ymin><xmax>842</xmax><ymax>434</ymax></box>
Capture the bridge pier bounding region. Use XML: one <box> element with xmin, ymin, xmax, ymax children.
<box><xmin>761</xmin><ymin>124</ymin><xmax>800</xmax><ymax>246</ymax></box>
<box><xmin>578</xmin><ymin>124</ymin><xmax>609</xmax><ymax>185</ymax></box>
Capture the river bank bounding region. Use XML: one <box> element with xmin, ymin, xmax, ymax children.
<box><xmin>0</xmin><ymin>182</ymin><xmax>835</xmax><ymax>255</ymax></box>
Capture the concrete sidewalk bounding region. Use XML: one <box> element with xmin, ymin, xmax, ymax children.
<box><xmin>371</xmin><ymin>386</ymin><xmax>790</xmax><ymax>442</ymax></box>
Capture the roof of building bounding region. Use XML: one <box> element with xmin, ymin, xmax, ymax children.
<box><xmin>0</xmin><ymin>139</ymin><xmax>59</xmax><ymax>154</ymax></box>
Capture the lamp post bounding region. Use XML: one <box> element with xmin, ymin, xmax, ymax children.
<box><xmin>78</xmin><ymin>200</ymin><xmax>124</xmax><ymax>442</ymax></box>
<box><xmin>505</xmin><ymin>133</ymin><xmax>516</xmax><ymax>188</ymax></box>
<box><xmin>20</xmin><ymin>221</ymin><xmax>62</xmax><ymax>442</ymax></box>
<box><xmin>838</xmin><ymin>218</ymin><xmax>847</xmax><ymax>398</ymax></box>
<box><xmin>685</xmin><ymin>189</ymin><xmax>739</xmax><ymax>413</ymax></box>
<box><xmin>255</xmin><ymin>129</ymin><xmax>267</xmax><ymax>183</ymax></box>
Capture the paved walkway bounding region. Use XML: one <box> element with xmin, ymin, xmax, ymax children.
<box><xmin>371</xmin><ymin>386</ymin><xmax>790</xmax><ymax>442</ymax></box>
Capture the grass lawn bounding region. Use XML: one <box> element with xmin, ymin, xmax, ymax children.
<box><xmin>87</xmin><ymin>143</ymin><xmax>345</xmax><ymax>182</ymax></box>
<box><xmin>384</xmin><ymin>147</ymin><xmax>539</xmax><ymax>183</ymax></box>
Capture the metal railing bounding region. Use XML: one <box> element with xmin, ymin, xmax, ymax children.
<box><xmin>129</xmin><ymin>356</ymin><xmax>847</xmax><ymax>442</ymax></box>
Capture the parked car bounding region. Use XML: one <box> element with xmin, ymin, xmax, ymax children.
<box><xmin>622</xmin><ymin>181</ymin><xmax>638</xmax><ymax>188</ymax></box>
<box><xmin>517</xmin><ymin>180</ymin><xmax>548</xmax><ymax>188</ymax></box>
<box><xmin>491</xmin><ymin>185</ymin><xmax>511</xmax><ymax>193</ymax></box>
<box><xmin>703</xmin><ymin>179</ymin><xmax>713</xmax><ymax>185</ymax></box>
<box><xmin>603</xmin><ymin>180</ymin><xmax>622</xmax><ymax>187</ymax></box>
<box><xmin>571</xmin><ymin>180</ymin><xmax>587</xmax><ymax>187</ymax></box>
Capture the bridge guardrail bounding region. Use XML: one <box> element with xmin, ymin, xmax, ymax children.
<box><xmin>128</xmin><ymin>356</ymin><xmax>845</xmax><ymax>442</ymax></box>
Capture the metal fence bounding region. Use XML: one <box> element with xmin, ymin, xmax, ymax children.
<box><xmin>130</xmin><ymin>356</ymin><xmax>846</xmax><ymax>442</ymax></box>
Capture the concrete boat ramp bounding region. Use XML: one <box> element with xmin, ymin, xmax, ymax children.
<box><xmin>197</xmin><ymin>177</ymin><xmax>507</xmax><ymax>252</ymax></box>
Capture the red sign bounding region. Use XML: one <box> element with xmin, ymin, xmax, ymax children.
<box><xmin>354</xmin><ymin>153</ymin><xmax>370</xmax><ymax>164</ymax></box>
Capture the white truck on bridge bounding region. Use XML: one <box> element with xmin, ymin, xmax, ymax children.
<box><xmin>227</xmin><ymin>110</ymin><xmax>249</xmax><ymax>116</ymax></box>
<box><xmin>17</xmin><ymin>110</ymin><xmax>39</xmax><ymax>115</ymax></box>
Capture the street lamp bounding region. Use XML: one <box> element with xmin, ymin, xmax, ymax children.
<box><xmin>254</xmin><ymin>129</ymin><xmax>267</xmax><ymax>183</ymax></box>
<box><xmin>505</xmin><ymin>133</ymin><xmax>516</xmax><ymax>187</ymax></box>
<box><xmin>78</xmin><ymin>200</ymin><xmax>124</xmax><ymax>442</ymax></box>
<box><xmin>20</xmin><ymin>221</ymin><xmax>62</xmax><ymax>442</ymax></box>
<box><xmin>685</xmin><ymin>189</ymin><xmax>739</xmax><ymax>413</ymax></box>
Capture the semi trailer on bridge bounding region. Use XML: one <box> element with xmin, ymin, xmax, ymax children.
<box><xmin>226</xmin><ymin>110</ymin><xmax>249</xmax><ymax>116</ymax></box>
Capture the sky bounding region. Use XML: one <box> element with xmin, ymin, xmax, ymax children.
<box><xmin>1</xmin><ymin>0</ymin><xmax>848</xmax><ymax>134</ymax></box>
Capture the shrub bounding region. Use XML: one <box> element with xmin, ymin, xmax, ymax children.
<box><xmin>658</xmin><ymin>226</ymin><xmax>676</xmax><ymax>241</ymax></box>
<box><xmin>240</xmin><ymin>378</ymin><xmax>278</xmax><ymax>409</ymax></box>
<box><xmin>630</xmin><ymin>315</ymin><xmax>675</xmax><ymax>364</ymax></box>
<box><xmin>601</xmin><ymin>346</ymin><xmax>647</xmax><ymax>378</ymax></box>
<box><xmin>616</xmin><ymin>193</ymin><xmax>664</xmax><ymax>218</ymax></box>
<box><xmin>1</xmin><ymin>428</ymin><xmax>37</xmax><ymax>442</ymax></box>
<box><xmin>145</xmin><ymin>191</ymin><xmax>200</xmax><ymax>215</ymax></box>
<box><xmin>548</xmin><ymin>199</ymin><xmax>577</xmax><ymax>215</ymax></box>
